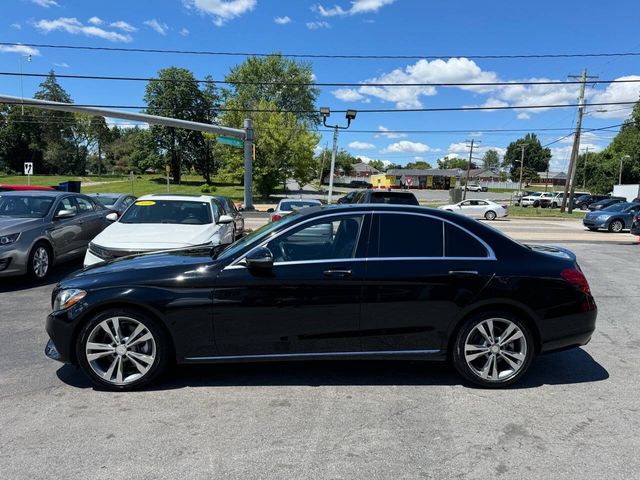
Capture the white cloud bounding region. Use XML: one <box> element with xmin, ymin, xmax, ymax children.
<box><xmin>517</xmin><ymin>112</ymin><xmax>530</xmax><ymax>120</ymax></box>
<box><xmin>144</xmin><ymin>19</ymin><xmax>169</xmax><ymax>35</ymax></box>
<box><xmin>382</xmin><ymin>141</ymin><xmax>435</xmax><ymax>154</ymax></box>
<box><xmin>465</xmin><ymin>98</ymin><xmax>509</xmax><ymax>111</ymax></box>
<box><xmin>32</xmin><ymin>0</ymin><xmax>59</xmax><ymax>7</ymax></box>
<box><xmin>88</xmin><ymin>16</ymin><xmax>103</xmax><ymax>26</ymax></box>
<box><xmin>274</xmin><ymin>16</ymin><xmax>291</xmax><ymax>25</ymax></box>
<box><xmin>11</xmin><ymin>23</ymin><xmax>22</xmax><ymax>30</ymax></box>
<box><xmin>53</xmin><ymin>62</ymin><xmax>69</xmax><ymax>68</ymax></box>
<box><xmin>448</xmin><ymin>142</ymin><xmax>505</xmax><ymax>159</ymax></box>
<box><xmin>184</xmin><ymin>0</ymin><xmax>257</xmax><ymax>26</ymax></box>
<box><xmin>315</xmin><ymin>0</ymin><xmax>396</xmax><ymax>16</ymax></box>
<box><xmin>589</xmin><ymin>76</ymin><xmax>640</xmax><ymax>118</ymax></box>
<box><xmin>0</xmin><ymin>44</ymin><xmax>41</xmax><ymax>56</ymax></box>
<box><xmin>375</xmin><ymin>125</ymin><xmax>406</xmax><ymax>139</ymax></box>
<box><xmin>332</xmin><ymin>88</ymin><xmax>365</xmax><ymax>101</ymax></box>
<box><xmin>348</xmin><ymin>141</ymin><xmax>376</xmax><ymax>150</ymax></box>
<box><xmin>110</xmin><ymin>21</ymin><xmax>137</xmax><ymax>32</ymax></box>
<box><xmin>306</xmin><ymin>20</ymin><xmax>331</xmax><ymax>29</ymax></box>
<box><xmin>179</xmin><ymin>27</ymin><xmax>190</xmax><ymax>36</ymax></box>
<box><xmin>35</xmin><ymin>17</ymin><xmax>134</xmax><ymax>42</ymax></box>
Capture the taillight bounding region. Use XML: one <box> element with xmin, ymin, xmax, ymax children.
<box><xmin>561</xmin><ymin>268</ymin><xmax>591</xmax><ymax>295</ymax></box>
<box><xmin>271</xmin><ymin>214</ymin><xmax>282</xmax><ymax>222</ymax></box>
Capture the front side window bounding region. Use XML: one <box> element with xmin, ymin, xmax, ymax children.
<box><xmin>376</xmin><ymin>214</ymin><xmax>443</xmax><ymax>258</ymax></box>
<box><xmin>76</xmin><ymin>197</ymin><xmax>95</xmax><ymax>212</ymax></box>
<box><xmin>267</xmin><ymin>215</ymin><xmax>363</xmax><ymax>263</ymax></box>
<box><xmin>55</xmin><ymin>197</ymin><xmax>77</xmax><ymax>216</ymax></box>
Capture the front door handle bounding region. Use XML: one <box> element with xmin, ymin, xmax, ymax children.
<box><xmin>449</xmin><ymin>270</ymin><xmax>479</xmax><ymax>276</ymax></box>
<box><xmin>323</xmin><ymin>269</ymin><xmax>353</xmax><ymax>278</ymax></box>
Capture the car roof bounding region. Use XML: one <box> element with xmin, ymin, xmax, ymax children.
<box><xmin>140</xmin><ymin>194</ymin><xmax>214</xmax><ymax>202</ymax></box>
<box><xmin>0</xmin><ymin>190</ymin><xmax>70</xmax><ymax>197</ymax></box>
<box><xmin>88</xmin><ymin>193</ymin><xmax>128</xmax><ymax>197</ymax></box>
<box><xmin>278</xmin><ymin>198</ymin><xmax>321</xmax><ymax>205</ymax></box>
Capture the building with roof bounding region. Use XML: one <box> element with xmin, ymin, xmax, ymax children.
<box><xmin>385</xmin><ymin>168</ymin><xmax>463</xmax><ymax>189</ymax></box>
<box><xmin>537</xmin><ymin>171</ymin><xmax>567</xmax><ymax>186</ymax></box>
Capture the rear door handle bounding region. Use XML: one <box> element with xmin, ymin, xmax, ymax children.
<box><xmin>323</xmin><ymin>269</ymin><xmax>353</xmax><ymax>278</ymax></box>
<box><xmin>449</xmin><ymin>270</ymin><xmax>479</xmax><ymax>276</ymax></box>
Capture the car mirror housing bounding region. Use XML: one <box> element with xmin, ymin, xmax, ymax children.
<box><xmin>245</xmin><ymin>247</ymin><xmax>274</xmax><ymax>270</ymax></box>
<box><xmin>218</xmin><ymin>215</ymin><xmax>234</xmax><ymax>224</ymax></box>
<box><xmin>106</xmin><ymin>212</ymin><xmax>118</xmax><ymax>222</ymax></box>
<box><xmin>55</xmin><ymin>209</ymin><xmax>76</xmax><ymax>219</ymax></box>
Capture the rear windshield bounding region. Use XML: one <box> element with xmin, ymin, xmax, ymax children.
<box><xmin>370</xmin><ymin>192</ymin><xmax>419</xmax><ymax>205</ymax></box>
<box><xmin>279</xmin><ymin>201</ymin><xmax>320</xmax><ymax>211</ymax></box>
<box><xmin>119</xmin><ymin>199</ymin><xmax>213</xmax><ymax>224</ymax></box>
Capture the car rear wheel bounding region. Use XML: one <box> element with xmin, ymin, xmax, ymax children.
<box><xmin>76</xmin><ymin>308</ymin><xmax>170</xmax><ymax>391</ymax></box>
<box><xmin>27</xmin><ymin>242</ymin><xmax>51</xmax><ymax>280</ymax></box>
<box><xmin>452</xmin><ymin>313</ymin><xmax>534</xmax><ymax>388</ymax></box>
<box><xmin>608</xmin><ymin>219</ymin><xmax>624</xmax><ymax>233</ymax></box>
<box><xmin>533</xmin><ymin>201</ymin><xmax>540</xmax><ymax>208</ymax></box>
<box><xmin>484</xmin><ymin>210</ymin><xmax>497</xmax><ymax>221</ymax></box>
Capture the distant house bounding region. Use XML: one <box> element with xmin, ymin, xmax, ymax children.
<box><xmin>537</xmin><ymin>171</ymin><xmax>567</xmax><ymax>186</ymax></box>
<box><xmin>351</xmin><ymin>162</ymin><xmax>380</xmax><ymax>177</ymax></box>
<box><xmin>385</xmin><ymin>168</ymin><xmax>463</xmax><ymax>189</ymax></box>
<box><xmin>468</xmin><ymin>168</ymin><xmax>502</xmax><ymax>182</ymax></box>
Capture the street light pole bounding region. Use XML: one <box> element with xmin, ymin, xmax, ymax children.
<box><xmin>518</xmin><ymin>144</ymin><xmax>526</xmax><ymax>193</ymax></box>
<box><xmin>320</xmin><ymin>107</ymin><xmax>357</xmax><ymax>204</ymax></box>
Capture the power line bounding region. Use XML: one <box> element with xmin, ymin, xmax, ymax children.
<box><xmin>2</xmin><ymin>70</ymin><xmax>640</xmax><ymax>88</ymax></box>
<box><xmin>4</xmin><ymin>42</ymin><xmax>640</xmax><ymax>60</ymax></box>
<box><xmin>1</xmin><ymin>99</ymin><xmax>636</xmax><ymax>113</ymax></box>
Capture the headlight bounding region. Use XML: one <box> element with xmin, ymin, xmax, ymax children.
<box><xmin>0</xmin><ymin>233</ymin><xmax>20</xmax><ymax>246</ymax></box>
<box><xmin>596</xmin><ymin>215</ymin><xmax>611</xmax><ymax>221</ymax></box>
<box><xmin>53</xmin><ymin>289</ymin><xmax>87</xmax><ymax>311</ymax></box>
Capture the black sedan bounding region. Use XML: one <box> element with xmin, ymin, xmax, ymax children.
<box><xmin>45</xmin><ymin>204</ymin><xmax>597</xmax><ymax>390</ymax></box>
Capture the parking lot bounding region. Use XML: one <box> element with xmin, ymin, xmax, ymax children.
<box><xmin>1</xmin><ymin>233</ymin><xmax>639</xmax><ymax>479</ymax></box>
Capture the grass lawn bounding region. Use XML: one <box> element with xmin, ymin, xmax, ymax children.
<box><xmin>508</xmin><ymin>205</ymin><xmax>586</xmax><ymax>219</ymax></box>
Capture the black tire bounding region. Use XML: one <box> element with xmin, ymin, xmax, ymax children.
<box><xmin>533</xmin><ymin>201</ymin><xmax>540</xmax><ymax>208</ymax></box>
<box><xmin>27</xmin><ymin>241</ymin><xmax>52</xmax><ymax>281</ymax></box>
<box><xmin>551</xmin><ymin>202</ymin><xmax>558</xmax><ymax>209</ymax></box>
<box><xmin>608</xmin><ymin>219</ymin><xmax>624</xmax><ymax>233</ymax></box>
<box><xmin>484</xmin><ymin>210</ymin><xmax>497</xmax><ymax>221</ymax></box>
<box><xmin>76</xmin><ymin>308</ymin><xmax>170</xmax><ymax>391</ymax></box>
<box><xmin>452</xmin><ymin>312</ymin><xmax>535</xmax><ymax>388</ymax></box>
<box><xmin>587</xmin><ymin>227</ymin><xmax>598</xmax><ymax>231</ymax></box>
<box><xmin>581</xmin><ymin>204</ymin><xmax>588</xmax><ymax>211</ymax></box>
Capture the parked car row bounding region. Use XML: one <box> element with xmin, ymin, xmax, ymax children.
<box><xmin>0</xmin><ymin>190</ymin><xmax>244</xmax><ymax>280</ymax></box>
<box><xmin>582</xmin><ymin>202</ymin><xmax>640</xmax><ymax>233</ymax></box>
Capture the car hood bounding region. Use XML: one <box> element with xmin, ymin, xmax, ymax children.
<box><xmin>0</xmin><ymin>217</ymin><xmax>44</xmax><ymax>235</ymax></box>
<box><xmin>91</xmin><ymin>221</ymin><xmax>221</xmax><ymax>249</ymax></box>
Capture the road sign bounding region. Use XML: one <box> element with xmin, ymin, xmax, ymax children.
<box><xmin>405</xmin><ymin>177</ymin><xmax>413</xmax><ymax>186</ymax></box>
<box><xmin>24</xmin><ymin>162</ymin><xmax>33</xmax><ymax>175</ymax></box>
<box><xmin>218</xmin><ymin>136</ymin><xmax>244</xmax><ymax>148</ymax></box>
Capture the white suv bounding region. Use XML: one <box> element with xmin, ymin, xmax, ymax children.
<box><xmin>521</xmin><ymin>192</ymin><xmax>555</xmax><ymax>207</ymax></box>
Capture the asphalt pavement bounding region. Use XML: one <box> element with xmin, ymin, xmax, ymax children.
<box><xmin>0</xmin><ymin>242</ymin><xmax>638</xmax><ymax>479</ymax></box>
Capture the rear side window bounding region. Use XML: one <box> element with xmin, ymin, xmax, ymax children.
<box><xmin>377</xmin><ymin>214</ymin><xmax>443</xmax><ymax>257</ymax></box>
<box><xmin>370</xmin><ymin>192</ymin><xmax>419</xmax><ymax>205</ymax></box>
<box><xmin>445</xmin><ymin>223</ymin><xmax>489</xmax><ymax>258</ymax></box>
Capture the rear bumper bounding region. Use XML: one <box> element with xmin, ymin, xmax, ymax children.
<box><xmin>539</xmin><ymin>306</ymin><xmax>597</xmax><ymax>354</ymax></box>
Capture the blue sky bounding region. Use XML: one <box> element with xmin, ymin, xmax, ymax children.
<box><xmin>1</xmin><ymin>0</ymin><xmax>639</xmax><ymax>170</ymax></box>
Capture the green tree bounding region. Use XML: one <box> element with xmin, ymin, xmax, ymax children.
<box><xmin>316</xmin><ymin>148</ymin><xmax>357</xmax><ymax>183</ymax></box>
<box><xmin>144</xmin><ymin>68</ymin><xmax>218</xmax><ymax>183</ymax></box>
<box><xmin>437</xmin><ymin>156</ymin><xmax>477</xmax><ymax>169</ymax></box>
<box><xmin>503</xmin><ymin>133</ymin><xmax>550</xmax><ymax>181</ymax></box>
<box><xmin>404</xmin><ymin>160</ymin><xmax>433</xmax><ymax>169</ymax></box>
<box><xmin>223</xmin><ymin>54</ymin><xmax>320</xmax><ymax>127</ymax></box>
<box><xmin>482</xmin><ymin>149</ymin><xmax>501</xmax><ymax>169</ymax></box>
<box><xmin>0</xmin><ymin>104</ymin><xmax>44</xmax><ymax>173</ymax></box>
<box><xmin>365</xmin><ymin>159</ymin><xmax>387</xmax><ymax>172</ymax></box>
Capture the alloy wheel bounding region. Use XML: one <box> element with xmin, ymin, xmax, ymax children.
<box><xmin>485</xmin><ymin>210</ymin><xmax>497</xmax><ymax>221</ymax></box>
<box><xmin>85</xmin><ymin>316</ymin><xmax>157</xmax><ymax>386</ymax></box>
<box><xmin>463</xmin><ymin>318</ymin><xmax>527</xmax><ymax>382</ymax></box>
<box><xmin>610</xmin><ymin>220</ymin><xmax>623</xmax><ymax>233</ymax></box>
<box><xmin>32</xmin><ymin>246</ymin><xmax>50</xmax><ymax>278</ymax></box>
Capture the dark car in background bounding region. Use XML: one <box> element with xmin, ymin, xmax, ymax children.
<box><xmin>352</xmin><ymin>189</ymin><xmax>419</xmax><ymax>205</ymax></box>
<box><xmin>0</xmin><ymin>191</ymin><xmax>110</xmax><ymax>279</ymax></box>
<box><xmin>631</xmin><ymin>212</ymin><xmax>640</xmax><ymax>235</ymax></box>
<box><xmin>89</xmin><ymin>193</ymin><xmax>137</xmax><ymax>217</ymax></box>
<box><xmin>348</xmin><ymin>180</ymin><xmax>371</xmax><ymax>189</ymax></box>
<box><xmin>213</xmin><ymin>195</ymin><xmax>244</xmax><ymax>240</ymax></box>
<box><xmin>574</xmin><ymin>194</ymin><xmax>610</xmax><ymax>210</ymax></box>
<box><xmin>587</xmin><ymin>197</ymin><xmax>626</xmax><ymax>211</ymax></box>
<box><xmin>45</xmin><ymin>204</ymin><xmax>596</xmax><ymax>391</ymax></box>
<box><xmin>582</xmin><ymin>202</ymin><xmax>640</xmax><ymax>232</ymax></box>
<box><xmin>337</xmin><ymin>191</ymin><xmax>358</xmax><ymax>204</ymax></box>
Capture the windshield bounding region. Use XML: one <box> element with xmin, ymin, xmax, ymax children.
<box><xmin>601</xmin><ymin>203</ymin><xmax>632</xmax><ymax>212</ymax></box>
<box><xmin>279</xmin><ymin>201</ymin><xmax>320</xmax><ymax>212</ymax></box>
<box><xmin>0</xmin><ymin>195</ymin><xmax>55</xmax><ymax>218</ymax></box>
<box><xmin>93</xmin><ymin>196</ymin><xmax>120</xmax><ymax>207</ymax></box>
<box><xmin>217</xmin><ymin>211</ymin><xmax>301</xmax><ymax>260</ymax></box>
<box><xmin>119</xmin><ymin>199</ymin><xmax>213</xmax><ymax>225</ymax></box>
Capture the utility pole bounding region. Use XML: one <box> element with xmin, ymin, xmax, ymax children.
<box><xmin>462</xmin><ymin>139</ymin><xmax>477</xmax><ymax>200</ymax></box>
<box><xmin>561</xmin><ymin>68</ymin><xmax>598</xmax><ymax>213</ymax></box>
<box><xmin>518</xmin><ymin>144</ymin><xmax>526</xmax><ymax>194</ymax></box>
<box><xmin>327</xmin><ymin>125</ymin><xmax>339</xmax><ymax>204</ymax></box>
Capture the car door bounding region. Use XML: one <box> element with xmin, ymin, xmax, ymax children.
<box><xmin>47</xmin><ymin>196</ymin><xmax>84</xmax><ymax>258</ymax></box>
<box><xmin>74</xmin><ymin>195</ymin><xmax>106</xmax><ymax>244</ymax></box>
<box><xmin>211</xmin><ymin>198</ymin><xmax>234</xmax><ymax>244</ymax></box>
<box><xmin>624</xmin><ymin>205</ymin><xmax>640</xmax><ymax>227</ymax></box>
<box><xmin>212</xmin><ymin>212</ymin><xmax>370</xmax><ymax>356</ymax></box>
<box><xmin>360</xmin><ymin>212</ymin><xmax>496</xmax><ymax>352</ymax></box>
<box><xmin>459</xmin><ymin>200</ymin><xmax>481</xmax><ymax>216</ymax></box>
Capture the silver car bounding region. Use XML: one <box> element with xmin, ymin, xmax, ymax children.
<box><xmin>0</xmin><ymin>191</ymin><xmax>110</xmax><ymax>280</ymax></box>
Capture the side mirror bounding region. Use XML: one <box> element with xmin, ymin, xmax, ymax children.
<box><xmin>245</xmin><ymin>246</ymin><xmax>273</xmax><ymax>270</ymax></box>
<box><xmin>218</xmin><ymin>214</ymin><xmax>234</xmax><ymax>224</ymax></box>
<box><xmin>266</xmin><ymin>208</ymin><xmax>275</xmax><ymax>213</ymax></box>
<box><xmin>106</xmin><ymin>212</ymin><xmax>118</xmax><ymax>222</ymax></box>
<box><xmin>55</xmin><ymin>209</ymin><xmax>76</xmax><ymax>219</ymax></box>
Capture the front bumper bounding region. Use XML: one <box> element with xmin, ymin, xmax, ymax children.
<box><xmin>45</xmin><ymin>307</ymin><xmax>83</xmax><ymax>364</ymax></box>
<box><xmin>582</xmin><ymin>218</ymin><xmax>609</xmax><ymax>229</ymax></box>
<box><xmin>0</xmin><ymin>244</ymin><xmax>29</xmax><ymax>277</ymax></box>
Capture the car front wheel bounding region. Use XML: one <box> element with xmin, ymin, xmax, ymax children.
<box><xmin>484</xmin><ymin>210</ymin><xmax>497</xmax><ymax>221</ymax></box>
<box><xmin>608</xmin><ymin>219</ymin><xmax>624</xmax><ymax>233</ymax></box>
<box><xmin>452</xmin><ymin>313</ymin><xmax>534</xmax><ymax>388</ymax></box>
<box><xmin>27</xmin><ymin>242</ymin><xmax>51</xmax><ymax>280</ymax></box>
<box><xmin>76</xmin><ymin>308</ymin><xmax>170</xmax><ymax>391</ymax></box>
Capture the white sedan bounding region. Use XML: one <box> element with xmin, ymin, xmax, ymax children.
<box><xmin>84</xmin><ymin>194</ymin><xmax>235</xmax><ymax>267</ymax></box>
<box><xmin>439</xmin><ymin>199</ymin><xmax>508</xmax><ymax>220</ymax></box>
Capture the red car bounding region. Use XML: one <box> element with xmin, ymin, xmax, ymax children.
<box><xmin>0</xmin><ymin>184</ymin><xmax>55</xmax><ymax>192</ymax></box>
